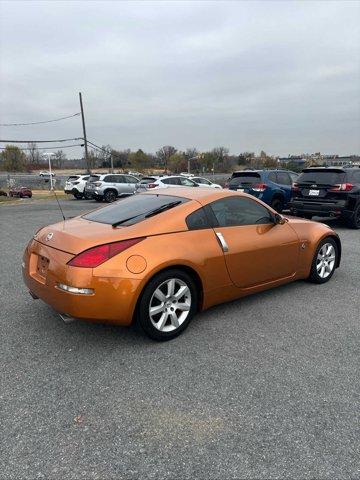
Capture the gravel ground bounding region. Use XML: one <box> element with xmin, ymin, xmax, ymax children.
<box><xmin>0</xmin><ymin>198</ymin><xmax>359</xmax><ymax>479</ymax></box>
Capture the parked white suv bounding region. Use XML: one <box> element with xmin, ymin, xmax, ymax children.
<box><xmin>64</xmin><ymin>175</ymin><xmax>90</xmax><ymax>199</ymax></box>
<box><xmin>85</xmin><ymin>173</ymin><xmax>139</xmax><ymax>202</ymax></box>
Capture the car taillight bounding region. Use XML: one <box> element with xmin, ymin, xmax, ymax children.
<box><xmin>68</xmin><ymin>238</ymin><xmax>145</xmax><ymax>268</ymax></box>
<box><xmin>329</xmin><ymin>183</ymin><xmax>354</xmax><ymax>192</ymax></box>
<box><xmin>252</xmin><ymin>183</ymin><xmax>267</xmax><ymax>192</ymax></box>
<box><xmin>147</xmin><ymin>183</ymin><xmax>157</xmax><ymax>189</ymax></box>
<box><xmin>72</xmin><ymin>181</ymin><xmax>80</xmax><ymax>185</ymax></box>
<box><xmin>292</xmin><ymin>182</ymin><xmax>300</xmax><ymax>192</ymax></box>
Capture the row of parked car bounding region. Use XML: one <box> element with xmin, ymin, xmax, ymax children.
<box><xmin>64</xmin><ymin>166</ymin><xmax>360</xmax><ymax>228</ymax></box>
<box><xmin>64</xmin><ymin>173</ymin><xmax>222</xmax><ymax>202</ymax></box>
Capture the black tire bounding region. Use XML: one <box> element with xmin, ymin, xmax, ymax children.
<box><xmin>271</xmin><ymin>197</ymin><xmax>284</xmax><ymax>213</ymax></box>
<box><xmin>136</xmin><ymin>269</ymin><xmax>198</xmax><ymax>341</ymax></box>
<box><xmin>307</xmin><ymin>237</ymin><xmax>338</xmax><ymax>284</ymax></box>
<box><xmin>94</xmin><ymin>197</ymin><xmax>103</xmax><ymax>202</ymax></box>
<box><xmin>104</xmin><ymin>190</ymin><xmax>117</xmax><ymax>203</ymax></box>
<box><xmin>345</xmin><ymin>204</ymin><xmax>360</xmax><ymax>229</ymax></box>
<box><xmin>73</xmin><ymin>192</ymin><xmax>83</xmax><ymax>200</ymax></box>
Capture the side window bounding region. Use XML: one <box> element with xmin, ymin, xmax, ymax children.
<box><xmin>268</xmin><ymin>172</ymin><xmax>277</xmax><ymax>183</ymax></box>
<box><xmin>180</xmin><ymin>177</ymin><xmax>196</xmax><ymax>186</ymax></box>
<box><xmin>277</xmin><ymin>172</ymin><xmax>292</xmax><ymax>185</ymax></box>
<box><xmin>113</xmin><ymin>175</ymin><xmax>125</xmax><ymax>183</ymax></box>
<box><xmin>168</xmin><ymin>177</ymin><xmax>181</xmax><ymax>185</ymax></box>
<box><xmin>83</xmin><ymin>176</ymin><xmax>89</xmax><ymax>181</ymax></box>
<box><xmin>209</xmin><ymin>197</ymin><xmax>273</xmax><ymax>227</ymax></box>
<box><xmin>289</xmin><ymin>172</ymin><xmax>299</xmax><ymax>183</ymax></box>
<box><xmin>161</xmin><ymin>178</ymin><xmax>171</xmax><ymax>185</ymax></box>
<box><xmin>125</xmin><ymin>175</ymin><xmax>139</xmax><ymax>183</ymax></box>
<box><xmin>186</xmin><ymin>208</ymin><xmax>210</xmax><ymax>230</ymax></box>
<box><xmin>103</xmin><ymin>175</ymin><xmax>114</xmax><ymax>183</ymax></box>
<box><xmin>351</xmin><ymin>171</ymin><xmax>360</xmax><ymax>184</ymax></box>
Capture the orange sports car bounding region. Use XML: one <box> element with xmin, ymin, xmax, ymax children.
<box><xmin>22</xmin><ymin>188</ymin><xmax>341</xmax><ymax>340</ymax></box>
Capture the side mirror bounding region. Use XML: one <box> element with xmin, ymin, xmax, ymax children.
<box><xmin>274</xmin><ymin>213</ymin><xmax>287</xmax><ymax>225</ymax></box>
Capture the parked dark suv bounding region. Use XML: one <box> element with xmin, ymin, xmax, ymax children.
<box><xmin>290</xmin><ymin>167</ymin><xmax>360</xmax><ymax>228</ymax></box>
<box><xmin>227</xmin><ymin>169</ymin><xmax>298</xmax><ymax>212</ymax></box>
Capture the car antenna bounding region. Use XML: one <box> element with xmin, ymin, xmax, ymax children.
<box><xmin>52</xmin><ymin>189</ymin><xmax>66</xmax><ymax>221</ymax></box>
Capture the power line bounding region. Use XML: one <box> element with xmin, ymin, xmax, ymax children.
<box><xmin>0</xmin><ymin>113</ymin><xmax>81</xmax><ymax>127</ymax></box>
<box><xmin>0</xmin><ymin>137</ymin><xmax>83</xmax><ymax>143</ymax></box>
<box><xmin>0</xmin><ymin>143</ymin><xmax>84</xmax><ymax>151</ymax></box>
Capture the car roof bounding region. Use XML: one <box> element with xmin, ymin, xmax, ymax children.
<box><xmin>142</xmin><ymin>187</ymin><xmax>246</xmax><ymax>203</ymax></box>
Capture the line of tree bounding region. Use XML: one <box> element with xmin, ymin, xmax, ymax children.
<box><xmin>0</xmin><ymin>143</ymin><xmax>305</xmax><ymax>173</ymax></box>
<box><xmin>0</xmin><ymin>144</ymin><xmax>67</xmax><ymax>171</ymax></box>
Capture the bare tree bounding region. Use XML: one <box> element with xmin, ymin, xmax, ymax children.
<box><xmin>27</xmin><ymin>142</ymin><xmax>41</xmax><ymax>165</ymax></box>
<box><xmin>53</xmin><ymin>150</ymin><xmax>67</xmax><ymax>168</ymax></box>
<box><xmin>156</xmin><ymin>146</ymin><xmax>177</xmax><ymax>172</ymax></box>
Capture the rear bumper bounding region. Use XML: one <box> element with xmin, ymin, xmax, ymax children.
<box><xmin>290</xmin><ymin>199</ymin><xmax>352</xmax><ymax>218</ymax></box>
<box><xmin>22</xmin><ymin>240</ymin><xmax>141</xmax><ymax>326</ymax></box>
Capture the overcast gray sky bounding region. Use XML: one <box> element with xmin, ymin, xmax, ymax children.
<box><xmin>0</xmin><ymin>0</ymin><xmax>359</xmax><ymax>157</ymax></box>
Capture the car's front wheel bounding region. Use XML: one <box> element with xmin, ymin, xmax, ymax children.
<box><xmin>307</xmin><ymin>237</ymin><xmax>338</xmax><ymax>284</ymax></box>
<box><xmin>136</xmin><ymin>269</ymin><xmax>198</xmax><ymax>341</ymax></box>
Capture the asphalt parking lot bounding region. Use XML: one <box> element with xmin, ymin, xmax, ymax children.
<box><xmin>1</xmin><ymin>198</ymin><xmax>359</xmax><ymax>479</ymax></box>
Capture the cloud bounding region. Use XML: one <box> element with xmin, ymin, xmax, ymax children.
<box><xmin>0</xmin><ymin>0</ymin><xmax>359</xmax><ymax>156</ymax></box>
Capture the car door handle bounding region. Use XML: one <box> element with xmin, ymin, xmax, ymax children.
<box><xmin>215</xmin><ymin>232</ymin><xmax>229</xmax><ymax>252</ymax></box>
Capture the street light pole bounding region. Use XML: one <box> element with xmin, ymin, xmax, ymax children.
<box><xmin>188</xmin><ymin>156</ymin><xmax>198</xmax><ymax>174</ymax></box>
<box><xmin>43</xmin><ymin>152</ymin><xmax>55</xmax><ymax>190</ymax></box>
<box><xmin>79</xmin><ymin>92</ymin><xmax>90</xmax><ymax>173</ymax></box>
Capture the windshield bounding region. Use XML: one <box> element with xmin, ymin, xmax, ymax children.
<box><xmin>298</xmin><ymin>170</ymin><xmax>345</xmax><ymax>185</ymax></box>
<box><xmin>229</xmin><ymin>173</ymin><xmax>260</xmax><ymax>186</ymax></box>
<box><xmin>83</xmin><ymin>194</ymin><xmax>189</xmax><ymax>226</ymax></box>
<box><xmin>67</xmin><ymin>176</ymin><xmax>80</xmax><ymax>181</ymax></box>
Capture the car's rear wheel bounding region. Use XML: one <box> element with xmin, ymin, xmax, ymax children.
<box><xmin>104</xmin><ymin>190</ymin><xmax>117</xmax><ymax>203</ymax></box>
<box><xmin>346</xmin><ymin>204</ymin><xmax>360</xmax><ymax>229</ymax></box>
<box><xmin>307</xmin><ymin>237</ymin><xmax>338</xmax><ymax>284</ymax></box>
<box><xmin>73</xmin><ymin>192</ymin><xmax>83</xmax><ymax>200</ymax></box>
<box><xmin>94</xmin><ymin>197</ymin><xmax>103</xmax><ymax>202</ymax></box>
<box><xmin>271</xmin><ymin>197</ymin><xmax>284</xmax><ymax>213</ymax></box>
<box><xmin>136</xmin><ymin>269</ymin><xmax>197</xmax><ymax>341</ymax></box>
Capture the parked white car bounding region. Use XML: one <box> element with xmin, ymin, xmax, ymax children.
<box><xmin>139</xmin><ymin>175</ymin><xmax>199</xmax><ymax>190</ymax></box>
<box><xmin>64</xmin><ymin>174</ymin><xmax>90</xmax><ymax>199</ymax></box>
<box><xmin>192</xmin><ymin>176</ymin><xmax>222</xmax><ymax>189</ymax></box>
<box><xmin>39</xmin><ymin>170</ymin><xmax>56</xmax><ymax>177</ymax></box>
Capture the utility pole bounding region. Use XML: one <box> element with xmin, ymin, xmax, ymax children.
<box><xmin>79</xmin><ymin>92</ymin><xmax>90</xmax><ymax>173</ymax></box>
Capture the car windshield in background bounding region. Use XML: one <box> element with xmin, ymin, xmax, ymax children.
<box><xmin>83</xmin><ymin>194</ymin><xmax>189</xmax><ymax>226</ymax></box>
<box><xmin>67</xmin><ymin>176</ymin><xmax>80</xmax><ymax>181</ymax></box>
<box><xmin>298</xmin><ymin>170</ymin><xmax>345</xmax><ymax>185</ymax></box>
<box><xmin>229</xmin><ymin>173</ymin><xmax>261</xmax><ymax>186</ymax></box>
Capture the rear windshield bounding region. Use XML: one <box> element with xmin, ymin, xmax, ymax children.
<box><xmin>139</xmin><ymin>178</ymin><xmax>156</xmax><ymax>184</ymax></box>
<box><xmin>88</xmin><ymin>175</ymin><xmax>100</xmax><ymax>182</ymax></box>
<box><xmin>229</xmin><ymin>173</ymin><xmax>260</xmax><ymax>186</ymax></box>
<box><xmin>67</xmin><ymin>176</ymin><xmax>79</xmax><ymax>181</ymax></box>
<box><xmin>83</xmin><ymin>194</ymin><xmax>188</xmax><ymax>226</ymax></box>
<box><xmin>297</xmin><ymin>170</ymin><xmax>345</xmax><ymax>185</ymax></box>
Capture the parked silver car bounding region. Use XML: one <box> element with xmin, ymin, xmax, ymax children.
<box><xmin>85</xmin><ymin>173</ymin><xmax>139</xmax><ymax>202</ymax></box>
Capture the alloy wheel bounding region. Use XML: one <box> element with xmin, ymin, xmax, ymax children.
<box><xmin>316</xmin><ymin>243</ymin><xmax>336</xmax><ymax>279</ymax></box>
<box><xmin>149</xmin><ymin>278</ymin><xmax>191</xmax><ymax>332</ymax></box>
